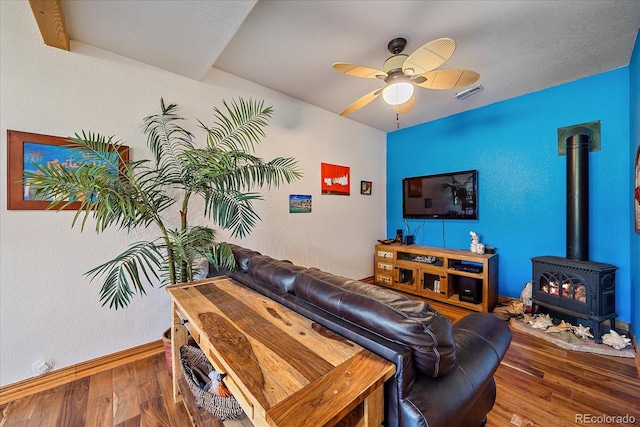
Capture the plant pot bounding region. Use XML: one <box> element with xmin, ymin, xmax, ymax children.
<box><xmin>162</xmin><ymin>327</ymin><xmax>173</xmax><ymax>376</ymax></box>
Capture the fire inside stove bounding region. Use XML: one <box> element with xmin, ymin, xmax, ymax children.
<box><xmin>539</xmin><ymin>273</ymin><xmax>587</xmax><ymax>303</ymax></box>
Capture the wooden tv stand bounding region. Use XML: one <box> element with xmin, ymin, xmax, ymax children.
<box><xmin>374</xmin><ymin>243</ymin><xmax>498</xmax><ymax>312</ymax></box>
<box><xmin>167</xmin><ymin>277</ymin><xmax>395</xmax><ymax>427</ymax></box>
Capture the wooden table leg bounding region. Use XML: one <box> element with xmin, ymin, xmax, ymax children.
<box><xmin>363</xmin><ymin>383</ymin><xmax>385</xmax><ymax>427</ymax></box>
<box><xmin>171</xmin><ymin>301</ymin><xmax>188</xmax><ymax>403</ymax></box>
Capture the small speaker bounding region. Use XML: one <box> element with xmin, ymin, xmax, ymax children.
<box><xmin>458</xmin><ymin>276</ymin><xmax>482</xmax><ymax>304</ymax></box>
<box><xmin>395</xmin><ymin>229</ymin><xmax>403</xmax><ymax>243</ymax></box>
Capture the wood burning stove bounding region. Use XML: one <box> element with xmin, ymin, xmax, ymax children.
<box><xmin>531</xmin><ymin>129</ymin><xmax>617</xmax><ymax>344</ymax></box>
<box><xmin>532</xmin><ymin>256</ymin><xmax>617</xmax><ymax>343</ymax></box>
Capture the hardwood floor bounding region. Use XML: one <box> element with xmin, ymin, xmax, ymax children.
<box><xmin>2</xmin><ymin>303</ymin><xmax>638</xmax><ymax>426</ymax></box>
<box><xmin>0</xmin><ymin>353</ymin><xmax>190</xmax><ymax>427</ymax></box>
<box><xmin>488</xmin><ymin>326</ymin><xmax>640</xmax><ymax>427</ymax></box>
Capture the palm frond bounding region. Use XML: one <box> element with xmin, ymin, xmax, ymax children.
<box><xmin>203</xmin><ymin>190</ymin><xmax>262</xmax><ymax>238</ymax></box>
<box><xmin>85</xmin><ymin>241</ymin><xmax>163</xmax><ymax>310</ymax></box>
<box><xmin>164</xmin><ymin>226</ymin><xmax>218</xmax><ymax>283</ymax></box>
<box><xmin>206</xmin><ymin>241</ymin><xmax>236</xmax><ymax>272</ymax></box>
<box><xmin>184</xmin><ymin>149</ymin><xmax>301</xmax><ymax>194</ymax></box>
<box><xmin>201</xmin><ymin>98</ymin><xmax>273</xmax><ymax>153</ymax></box>
<box><xmin>68</xmin><ymin>132</ymin><xmax>126</xmax><ymax>169</ymax></box>
<box><xmin>143</xmin><ymin>98</ymin><xmax>195</xmax><ymax>182</ymax></box>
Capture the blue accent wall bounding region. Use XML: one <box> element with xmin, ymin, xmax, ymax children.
<box><xmin>387</xmin><ymin>67</ymin><xmax>633</xmax><ymax>323</ymax></box>
<box><xmin>630</xmin><ymin>29</ymin><xmax>639</xmax><ymax>330</ymax></box>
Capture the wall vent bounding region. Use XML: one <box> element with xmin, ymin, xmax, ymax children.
<box><xmin>454</xmin><ymin>84</ymin><xmax>484</xmax><ymax>100</ymax></box>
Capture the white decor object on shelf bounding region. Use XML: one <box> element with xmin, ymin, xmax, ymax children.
<box><xmin>469</xmin><ymin>231</ymin><xmax>485</xmax><ymax>254</ymax></box>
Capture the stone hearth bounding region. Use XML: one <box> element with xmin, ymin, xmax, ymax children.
<box><xmin>509</xmin><ymin>317</ymin><xmax>634</xmax><ymax>358</ymax></box>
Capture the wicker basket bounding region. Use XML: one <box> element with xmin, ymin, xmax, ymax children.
<box><xmin>179</xmin><ymin>345</ymin><xmax>244</xmax><ymax>420</ymax></box>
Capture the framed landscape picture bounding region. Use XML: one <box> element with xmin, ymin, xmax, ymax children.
<box><xmin>289</xmin><ymin>194</ymin><xmax>312</xmax><ymax>213</ymax></box>
<box><xmin>6</xmin><ymin>130</ymin><xmax>129</xmax><ymax>210</ymax></box>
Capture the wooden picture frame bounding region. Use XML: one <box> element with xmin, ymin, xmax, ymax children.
<box><xmin>6</xmin><ymin>130</ymin><xmax>129</xmax><ymax>210</ymax></box>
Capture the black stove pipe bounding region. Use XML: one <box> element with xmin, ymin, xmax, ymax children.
<box><xmin>566</xmin><ymin>130</ymin><xmax>590</xmax><ymax>261</ymax></box>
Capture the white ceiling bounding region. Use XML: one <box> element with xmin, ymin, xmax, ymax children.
<box><xmin>61</xmin><ymin>0</ymin><xmax>640</xmax><ymax>133</ymax></box>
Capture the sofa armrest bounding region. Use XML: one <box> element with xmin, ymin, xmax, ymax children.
<box><xmin>402</xmin><ymin>313</ymin><xmax>511</xmax><ymax>427</ymax></box>
<box><xmin>455</xmin><ymin>312</ymin><xmax>512</xmax><ymax>350</ymax></box>
<box><xmin>452</xmin><ymin>313</ymin><xmax>512</xmax><ymax>386</ymax></box>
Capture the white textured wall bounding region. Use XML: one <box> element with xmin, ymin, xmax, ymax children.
<box><xmin>0</xmin><ymin>1</ymin><xmax>386</xmax><ymax>386</ymax></box>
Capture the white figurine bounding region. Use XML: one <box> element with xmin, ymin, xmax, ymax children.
<box><xmin>470</xmin><ymin>231</ymin><xmax>479</xmax><ymax>253</ymax></box>
<box><xmin>469</xmin><ymin>231</ymin><xmax>484</xmax><ymax>254</ymax></box>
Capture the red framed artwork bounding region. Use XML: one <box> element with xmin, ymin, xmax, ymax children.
<box><xmin>6</xmin><ymin>130</ymin><xmax>129</xmax><ymax>210</ymax></box>
<box><xmin>321</xmin><ymin>163</ymin><xmax>350</xmax><ymax>195</ymax></box>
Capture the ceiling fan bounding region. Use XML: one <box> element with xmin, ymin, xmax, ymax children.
<box><xmin>333</xmin><ymin>37</ymin><xmax>480</xmax><ymax>116</ymax></box>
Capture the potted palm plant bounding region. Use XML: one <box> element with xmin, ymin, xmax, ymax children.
<box><xmin>25</xmin><ymin>97</ymin><xmax>302</xmax><ymax>310</ymax></box>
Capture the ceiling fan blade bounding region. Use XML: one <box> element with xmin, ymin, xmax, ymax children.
<box><xmin>333</xmin><ymin>63</ymin><xmax>387</xmax><ymax>79</ymax></box>
<box><xmin>414</xmin><ymin>69</ymin><xmax>480</xmax><ymax>89</ymax></box>
<box><xmin>340</xmin><ymin>88</ymin><xmax>383</xmax><ymax>116</ymax></box>
<box><xmin>402</xmin><ymin>38</ymin><xmax>456</xmax><ymax>75</ymax></box>
<box><xmin>392</xmin><ymin>94</ymin><xmax>415</xmax><ymax>115</ymax></box>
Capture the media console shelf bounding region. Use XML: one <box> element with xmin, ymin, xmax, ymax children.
<box><xmin>374</xmin><ymin>243</ymin><xmax>498</xmax><ymax>312</ymax></box>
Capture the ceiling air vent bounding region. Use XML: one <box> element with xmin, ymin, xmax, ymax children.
<box><xmin>454</xmin><ymin>84</ymin><xmax>484</xmax><ymax>100</ymax></box>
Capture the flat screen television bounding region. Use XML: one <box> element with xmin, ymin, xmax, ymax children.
<box><xmin>402</xmin><ymin>169</ymin><xmax>478</xmax><ymax>219</ymax></box>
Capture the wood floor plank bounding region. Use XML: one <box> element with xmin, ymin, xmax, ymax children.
<box><xmin>134</xmin><ymin>356</ymin><xmax>162</xmax><ymax>406</ymax></box>
<box><xmin>115</xmin><ymin>414</ymin><xmax>140</xmax><ymax>427</ymax></box>
<box><xmin>56</xmin><ymin>376</ymin><xmax>89</xmax><ymax>426</ymax></box>
<box><xmin>0</xmin><ymin>392</ymin><xmax>38</xmax><ymax>425</ymax></box>
<box><xmin>86</xmin><ymin>369</ymin><xmax>114</xmax><ymax>427</ymax></box>
<box><xmin>112</xmin><ymin>362</ymin><xmax>140</xmax><ymax>424</ymax></box>
<box><xmin>140</xmin><ymin>395</ymin><xmax>171</xmax><ymax>427</ymax></box>
<box><xmin>26</xmin><ymin>383</ymin><xmax>67</xmax><ymax>426</ymax></box>
<box><xmin>154</xmin><ymin>356</ymin><xmax>192</xmax><ymax>427</ymax></box>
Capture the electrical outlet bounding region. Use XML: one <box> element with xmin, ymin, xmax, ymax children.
<box><xmin>32</xmin><ymin>358</ymin><xmax>55</xmax><ymax>375</ymax></box>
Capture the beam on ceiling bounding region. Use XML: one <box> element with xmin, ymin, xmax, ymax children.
<box><xmin>29</xmin><ymin>0</ymin><xmax>70</xmax><ymax>51</ymax></box>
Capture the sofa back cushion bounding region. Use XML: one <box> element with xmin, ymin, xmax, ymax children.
<box><xmin>228</xmin><ymin>244</ymin><xmax>261</xmax><ymax>272</ymax></box>
<box><xmin>293</xmin><ymin>268</ymin><xmax>456</xmax><ymax>377</ymax></box>
<box><xmin>248</xmin><ymin>255</ymin><xmax>305</xmax><ymax>294</ymax></box>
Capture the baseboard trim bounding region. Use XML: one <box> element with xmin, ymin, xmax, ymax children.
<box><xmin>0</xmin><ymin>340</ymin><xmax>163</xmax><ymax>405</ymax></box>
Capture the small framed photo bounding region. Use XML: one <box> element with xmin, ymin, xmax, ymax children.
<box><xmin>360</xmin><ymin>180</ymin><xmax>372</xmax><ymax>195</ymax></box>
<box><xmin>289</xmin><ymin>194</ymin><xmax>312</xmax><ymax>213</ymax></box>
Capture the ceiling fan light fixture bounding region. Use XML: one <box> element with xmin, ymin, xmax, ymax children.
<box><xmin>382</xmin><ymin>82</ymin><xmax>414</xmax><ymax>105</ymax></box>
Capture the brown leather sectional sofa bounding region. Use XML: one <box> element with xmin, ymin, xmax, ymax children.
<box><xmin>208</xmin><ymin>244</ymin><xmax>511</xmax><ymax>427</ymax></box>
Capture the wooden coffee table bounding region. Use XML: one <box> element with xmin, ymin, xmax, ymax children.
<box><xmin>167</xmin><ymin>277</ymin><xmax>395</xmax><ymax>427</ymax></box>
